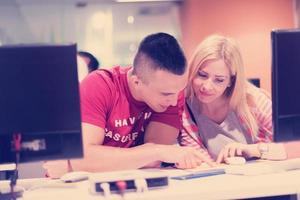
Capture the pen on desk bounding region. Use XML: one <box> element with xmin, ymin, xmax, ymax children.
<box><xmin>171</xmin><ymin>169</ymin><xmax>225</xmax><ymax>180</ymax></box>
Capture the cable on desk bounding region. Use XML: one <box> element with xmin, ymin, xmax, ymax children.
<box><xmin>100</xmin><ymin>182</ymin><xmax>110</xmax><ymax>198</ymax></box>
<box><xmin>8</xmin><ymin>133</ymin><xmax>22</xmax><ymax>200</ymax></box>
<box><xmin>116</xmin><ymin>180</ymin><xmax>126</xmax><ymax>194</ymax></box>
<box><xmin>134</xmin><ymin>178</ymin><xmax>148</xmax><ymax>193</ymax></box>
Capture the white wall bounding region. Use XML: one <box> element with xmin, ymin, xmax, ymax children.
<box><xmin>0</xmin><ymin>1</ymin><xmax>181</xmax><ymax>67</ymax></box>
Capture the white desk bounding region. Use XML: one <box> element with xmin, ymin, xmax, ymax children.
<box><xmin>3</xmin><ymin>159</ymin><xmax>300</xmax><ymax>200</ymax></box>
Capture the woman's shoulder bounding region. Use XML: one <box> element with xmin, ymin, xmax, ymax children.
<box><xmin>246</xmin><ymin>82</ymin><xmax>271</xmax><ymax>102</ymax></box>
<box><xmin>246</xmin><ymin>82</ymin><xmax>272</xmax><ymax>115</ymax></box>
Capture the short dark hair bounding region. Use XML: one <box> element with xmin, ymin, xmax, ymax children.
<box><xmin>133</xmin><ymin>32</ymin><xmax>186</xmax><ymax>75</ymax></box>
<box><xmin>78</xmin><ymin>51</ymin><xmax>100</xmax><ymax>72</ymax></box>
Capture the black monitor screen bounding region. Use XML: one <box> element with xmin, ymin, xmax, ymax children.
<box><xmin>0</xmin><ymin>44</ymin><xmax>83</xmax><ymax>164</ymax></box>
<box><xmin>272</xmin><ymin>29</ymin><xmax>300</xmax><ymax>142</ymax></box>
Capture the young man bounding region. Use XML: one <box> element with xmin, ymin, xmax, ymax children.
<box><xmin>44</xmin><ymin>33</ymin><xmax>212</xmax><ymax>178</ymax></box>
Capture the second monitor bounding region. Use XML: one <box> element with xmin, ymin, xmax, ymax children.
<box><xmin>272</xmin><ymin>29</ymin><xmax>300</xmax><ymax>142</ymax></box>
<box><xmin>0</xmin><ymin>44</ymin><xmax>83</xmax><ymax>164</ymax></box>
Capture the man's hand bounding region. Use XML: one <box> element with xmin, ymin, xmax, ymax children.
<box><xmin>216</xmin><ymin>143</ymin><xmax>260</xmax><ymax>163</ymax></box>
<box><xmin>156</xmin><ymin>145</ymin><xmax>215</xmax><ymax>169</ymax></box>
<box><xmin>43</xmin><ymin>160</ymin><xmax>69</xmax><ymax>178</ymax></box>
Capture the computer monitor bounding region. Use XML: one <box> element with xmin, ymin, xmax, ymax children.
<box><xmin>248</xmin><ymin>78</ymin><xmax>260</xmax><ymax>88</ymax></box>
<box><xmin>271</xmin><ymin>29</ymin><xmax>300</xmax><ymax>142</ymax></box>
<box><xmin>0</xmin><ymin>44</ymin><xmax>83</xmax><ymax>164</ymax></box>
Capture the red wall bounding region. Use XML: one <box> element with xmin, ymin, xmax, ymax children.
<box><xmin>179</xmin><ymin>0</ymin><xmax>294</xmax><ymax>91</ymax></box>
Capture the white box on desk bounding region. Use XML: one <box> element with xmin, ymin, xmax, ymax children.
<box><xmin>89</xmin><ymin>169</ymin><xmax>169</xmax><ymax>194</ymax></box>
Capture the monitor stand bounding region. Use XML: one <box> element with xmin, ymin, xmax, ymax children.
<box><xmin>0</xmin><ymin>162</ymin><xmax>22</xmax><ymax>200</ymax></box>
<box><xmin>0</xmin><ymin>185</ymin><xmax>23</xmax><ymax>200</ymax></box>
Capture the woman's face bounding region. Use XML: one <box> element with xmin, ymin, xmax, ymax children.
<box><xmin>192</xmin><ymin>59</ymin><xmax>231</xmax><ymax>104</ymax></box>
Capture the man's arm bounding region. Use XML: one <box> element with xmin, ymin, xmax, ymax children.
<box><xmin>44</xmin><ymin>123</ymin><xmax>161</xmax><ymax>177</ymax></box>
<box><xmin>70</xmin><ymin>123</ymin><xmax>162</xmax><ymax>172</ymax></box>
<box><xmin>44</xmin><ymin>122</ymin><xmax>212</xmax><ymax>178</ymax></box>
<box><xmin>144</xmin><ymin>121</ymin><xmax>179</xmax><ymax>144</ymax></box>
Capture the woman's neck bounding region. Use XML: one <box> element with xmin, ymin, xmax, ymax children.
<box><xmin>199</xmin><ymin>97</ymin><xmax>230</xmax><ymax>124</ymax></box>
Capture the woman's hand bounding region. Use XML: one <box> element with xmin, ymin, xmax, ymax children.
<box><xmin>216</xmin><ymin>143</ymin><xmax>260</xmax><ymax>163</ymax></box>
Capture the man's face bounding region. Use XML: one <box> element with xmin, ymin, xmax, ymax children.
<box><xmin>137</xmin><ymin>69</ymin><xmax>187</xmax><ymax>112</ymax></box>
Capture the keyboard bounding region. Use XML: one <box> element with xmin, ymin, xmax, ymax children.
<box><xmin>225</xmin><ymin>158</ymin><xmax>300</xmax><ymax>176</ymax></box>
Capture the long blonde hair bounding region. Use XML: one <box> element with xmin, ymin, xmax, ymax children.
<box><xmin>186</xmin><ymin>34</ymin><xmax>258</xmax><ymax>136</ymax></box>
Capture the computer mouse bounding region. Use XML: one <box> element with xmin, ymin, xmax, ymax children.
<box><xmin>225</xmin><ymin>156</ymin><xmax>246</xmax><ymax>165</ymax></box>
<box><xmin>60</xmin><ymin>171</ymin><xmax>90</xmax><ymax>183</ymax></box>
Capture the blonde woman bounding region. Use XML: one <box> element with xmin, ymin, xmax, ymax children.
<box><xmin>179</xmin><ymin>35</ymin><xmax>286</xmax><ymax>164</ymax></box>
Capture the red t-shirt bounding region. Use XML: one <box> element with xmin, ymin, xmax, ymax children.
<box><xmin>80</xmin><ymin>66</ymin><xmax>184</xmax><ymax>148</ymax></box>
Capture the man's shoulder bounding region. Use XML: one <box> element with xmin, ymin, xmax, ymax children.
<box><xmin>80</xmin><ymin>66</ymin><xmax>133</xmax><ymax>104</ymax></box>
<box><xmin>91</xmin><ymin>66</ymin><xmax>131</xmax><ymax>84</ymax></box>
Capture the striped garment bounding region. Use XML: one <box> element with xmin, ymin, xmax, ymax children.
<box><xmin>179</xmin><ymin>85</ymin><xmax>273</xmax><ymax>160</ymax></box>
